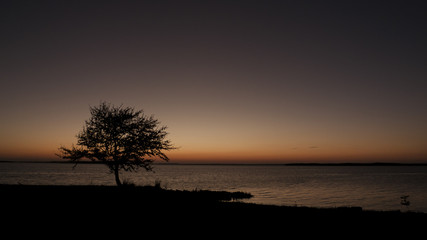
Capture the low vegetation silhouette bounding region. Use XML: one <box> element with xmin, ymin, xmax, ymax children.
<box><xmin>401</xmin><ymin>195</ymin><xmax>410</xmax><ymax>210</ymax></box>
<box><xmin>57</xmin><ymin>102</ymin><xmax>175</xmax><ymax>186</ymax></box>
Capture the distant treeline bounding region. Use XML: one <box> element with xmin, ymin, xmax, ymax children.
<box><xmin>285</xmin><ymin>162</ymin><xmax>427</xmax><ymax>166</ymax></box>
<box><xmin>1</xmin><ymin>160</ymin><xmax>426</xmax><ymax>166</ymax></box>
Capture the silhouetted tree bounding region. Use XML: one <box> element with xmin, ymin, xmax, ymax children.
<box><xmin>57</xmin><ymin>102</ymin><xmax>175</xmax><ymax>186</ymax></box>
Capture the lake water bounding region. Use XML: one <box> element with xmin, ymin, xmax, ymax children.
<box><xmin>1</xmin><ymin>162</ymin><xmax>427</xmax><ymax>213</ymax></box>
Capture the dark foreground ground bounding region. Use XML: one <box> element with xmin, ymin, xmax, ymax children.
<box><xmin>1</xmin><ymin>184</ymin><xmax>426</xmax><ymax>235</ymax></box>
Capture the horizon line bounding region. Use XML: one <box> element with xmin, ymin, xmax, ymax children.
<box><xmin>1</xmin><ymin>160</ymin><xmax>427</xmax><ymax>166</ymax></box>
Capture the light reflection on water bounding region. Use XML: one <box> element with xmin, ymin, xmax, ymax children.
<box><xmin>1</xmin><ymin>162</ymin><xmax>426</xmax><ymax>212</ymax></box>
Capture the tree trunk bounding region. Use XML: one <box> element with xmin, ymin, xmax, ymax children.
<box><xmin>114</xmin><ymin>166</ymin><xmax>122</xmax><ymax>186</ymax></box>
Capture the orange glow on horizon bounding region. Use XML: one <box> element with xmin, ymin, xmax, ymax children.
<box><xmin>167</xmin><ymin>152</ymin><xmax>427</xmax><ymax>164</ymax></box>
<box><xmin>1</xmin><ymin>130</ymin><xmax>426</xmax><ymax>163</ymax></box>
<box><xmin>1</xmin><ymin>145</ymin><xmax>426</xmax><ymax>163</ymax></box>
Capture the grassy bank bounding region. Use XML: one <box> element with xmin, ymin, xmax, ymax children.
<box><xmin>2</xmin><ymin>184</ymin><xmax>426</xmax><ymax>228</ymax></box>
<box><xmin>0</xmin><ymin>184</ymin><xmax>252</xmax><ymax>204</ymax></box>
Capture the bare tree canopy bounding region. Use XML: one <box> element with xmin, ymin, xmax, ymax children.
<box><xmin>58</xmin><ymin>102</ymin><xmax>175</xmax><ymax>186</ymax></box>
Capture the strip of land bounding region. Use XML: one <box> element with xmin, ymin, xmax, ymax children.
<box><xmin>2</xmin><ymin>160</ymin><xmax>427</xmax><ymax>166</ymax></box>
<box><xmin>1</xmin><ymin>184</ymin><xmax>425</xmax><ymax>229</ymax></box>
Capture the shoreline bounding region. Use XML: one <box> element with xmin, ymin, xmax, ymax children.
<box><xmin>2</xmin><ymin>184</ymin><xmax>426</xmax><ymax>221</ymax></box>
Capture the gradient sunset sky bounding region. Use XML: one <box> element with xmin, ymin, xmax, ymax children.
<box><xmin>1</xmin><ymin>0</ymin><xmax>427</xmax><ymax>163</ymax></box>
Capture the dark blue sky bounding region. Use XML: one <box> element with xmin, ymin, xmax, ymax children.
<box><xmin>1</xmin><ymin>0</ymin><xmax>427</xmax><ymax>162</ymax></box>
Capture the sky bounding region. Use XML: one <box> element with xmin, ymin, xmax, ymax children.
<box><xmin>1</xmin><ymin>0</ymin><xmax>427</xmax><ymax>163</ymax></box>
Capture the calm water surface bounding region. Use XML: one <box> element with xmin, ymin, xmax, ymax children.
<box><xmin>1</xmin><ymin>162</ymin><xmax>426</xmax><ymax>212</ymax></box>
